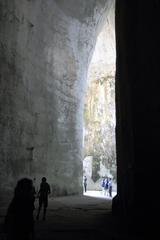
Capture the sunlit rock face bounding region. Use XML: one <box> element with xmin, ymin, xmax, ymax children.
<box><xmin>0</xmin><ymin>0</ymin><xmax>114</xmax><ymax>197</ymax></box>
<box><xmin>83</xmin><ymin>10</ymin><xmax>116</xmax><ymax>185</ymax></box>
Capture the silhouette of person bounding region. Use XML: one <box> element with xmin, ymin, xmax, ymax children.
<box><xmin>104</xmin><ymin>177</ymin><xmax>109</xmax><ymax>196</ymax></box>
<box><xmin>4</xmin><ymin>178</ymin><xmax>35</xmax><ymax>240</ymax></box>
<box><xmin>101</xmin><ymin>177</ymin><xmax>105</xmax><ymax>194</ymax></box>
<box><xmin>83</xmin><ymin>176</ymin><xmax>87</xmax><ymax>192</ymax></box>
<box><xmin>108</xmin><ymin>177</ymin><xmax>112</xmax><ymax>197</ymax></box>
<box><xmin>36</xmin><ymin>177</ymin><xmax>51</xmax><ymax>221</ymax></box>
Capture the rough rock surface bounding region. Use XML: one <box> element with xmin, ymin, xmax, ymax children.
<box><xmin>0</xmin><ymin>0</ymin><xmax>114</xmax><ymax>196</ymax></box>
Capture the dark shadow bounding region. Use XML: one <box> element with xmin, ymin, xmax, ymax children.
<box><xmin>4</xmin><ymin>178</ymin><xmax>35</xmax><ymax>240</ymax></box>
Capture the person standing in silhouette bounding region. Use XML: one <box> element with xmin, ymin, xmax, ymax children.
<box><xmin>36</xmin><ymin>177</ymin><xmax>51</xmax><ymax>221</ymax></box>
<box><xmin>83</xmin><ymin>175</ymin><xmax>87</xmax><ymax>192</ymax></box>
<box><xmin>101</xmin><ymin>177</ymin><xmax>105</xmax><ymax>195</ymax></box>
<box><xmin>104</xmin><ymin>177</ymin><xmax>109</xmax><ymax>196</ymax></box>
<box><xmin>108</xmin><ymin>177</ymin><xmax>112</xmax><ymax>197</ymax></box>
<box><xmin>4</xmin><ymin>178</ymin><xmax>35</xmax><ymax>240</ymax></box>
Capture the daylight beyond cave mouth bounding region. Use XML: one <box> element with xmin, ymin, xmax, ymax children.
<box><xmin>83</xmin><ymin>14</ymin><xmax>117</xmax><ymax>192</ymax></box>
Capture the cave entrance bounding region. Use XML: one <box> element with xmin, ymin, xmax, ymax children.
<box><xmin>83</xmin><ymin>13</ymin><xmax>117</xmax><ymax>199</ymax></box>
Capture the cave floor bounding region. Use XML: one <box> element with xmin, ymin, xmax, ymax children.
<box><xmin>0</xmin><ymin>192</ymin><xmax>151</xmax><ymax>240</ymax></box>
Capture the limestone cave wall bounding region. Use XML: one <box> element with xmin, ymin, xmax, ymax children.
<box><xmin>0</xmin><ymin>0</ymin><xmax>114</xmax><ymax>197</ymax></box>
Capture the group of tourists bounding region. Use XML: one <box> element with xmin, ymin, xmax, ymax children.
<box><xmin>101</xmin><ymin>177</ymin><xmax>112</xmax><ymax>197</ymax></box>
<box><xmin>83</xmin><ymin>175</ymin><xmax>113</xmax><ymax>198</ymax></box>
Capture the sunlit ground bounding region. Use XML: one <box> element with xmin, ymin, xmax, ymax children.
<box><xmin>83</xmin><ymin>190</ymin><xmax>117</xmax><ymax>199</ymax></box>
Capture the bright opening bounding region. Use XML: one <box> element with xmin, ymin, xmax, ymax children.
<box><xmin>83</xmin><ymin>13</ymin><xmax>117</xmax><ymax>199</ymax></box>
